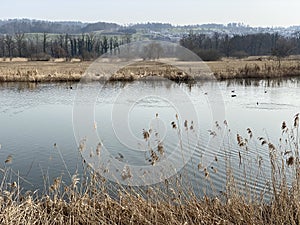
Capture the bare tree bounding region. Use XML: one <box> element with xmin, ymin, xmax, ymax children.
<box><xmin>14</xmin><ymin>32</ymin><xmax>25</xmax><ymax>57</ymax></box>
<box><xmin>142</xmin><ymin>42</ymin><xmax>163</xmax><ymax>60</ymax></box>
<box><xmin>0</xmin><ymin>36</ymin><xmax>5</xmax><ymax>57</ymax></box>
<box><xmin>272</xmin><ymin>38</ymin><xmax>294</xmax><ymax>67</ymax></box>
<box><xmin>43</xmin><ymin>33</ymin><xmax>48</xmax><ymax>53</ymax></box>
<box><xmin>4</xmin><ymin>34</ymin><xmax>14</xmax><ymax>59</ymax></box>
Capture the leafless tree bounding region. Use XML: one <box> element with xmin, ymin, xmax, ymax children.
<box><xmin>4</xmin><ymin>34</ymin><xmax>14</xmax><ymax>59</ymax></box>
<box><xmin>14</xmin><ymin>32</ymin><xmax>25</xmax><ymax>57</ymax></box>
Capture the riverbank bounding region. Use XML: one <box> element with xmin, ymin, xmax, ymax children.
<box><xmin>209</xmin><ymin>56</ymin><xmax>300</xmax><ymax>79</ymax></box>
<box><xmin>0</xmin><ymin>57</ymin><xmax>300</xmax><ymax>82</ymax></box>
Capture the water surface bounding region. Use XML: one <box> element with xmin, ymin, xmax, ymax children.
<box><xmin>0</xmin><ymin>79</ymin><xmax>299</xmax><ymax>195</ymax></box>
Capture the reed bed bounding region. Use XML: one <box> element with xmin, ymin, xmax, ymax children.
<box><xmin>1</xmin><ymin>114</ymin><xmax>300</xmax><ymax>224</ymax></box>
<box><xmin>0</xmin><ymin>61</ymin><xmax>87</xmax><ymax>82</ymax></box>
<box><xmin>209</xmin><ymin>58</ymin><xmax>300</xmax><ymax>79</ymax></box>
<box><xmin>1</xmin><ymin>57</ymin><xmax>300</xmax><ymax>82</ymax></box>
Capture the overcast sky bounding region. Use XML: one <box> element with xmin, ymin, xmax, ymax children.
<box><xmin>1</xmin><ymin>0</ymin><xmax>300</xmax><ymax>27</ymax></box>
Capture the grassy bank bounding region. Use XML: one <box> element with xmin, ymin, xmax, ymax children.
<box><xmin>0</xmin><ymin>57</ymin><xmax>300</xmax><ymax>82</ymax></box>
<box><xmin>1</xmin><ymin>115</ymin><xmax>300</xmax><ymax>224</ymax></box>
<box><xmin>0</xmin><ymin>60</ymin><xmax>88</xmax><ymax>82</ymax></box>
<box><xmin>209</xmin><ymin>56</ymin><xmax>300</xmax><ymax>79</ymax></box>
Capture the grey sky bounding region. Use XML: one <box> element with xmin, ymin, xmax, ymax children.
<box><xmin>1</xmin><ymin>0</ymin><xmax>300</xmax><ymax>27</ymax></box>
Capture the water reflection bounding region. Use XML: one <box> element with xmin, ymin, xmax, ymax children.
<box><xmin>0</xmin><ymin>78</ymin><xmax>299</xmax><ymax>196</ymax></box>
<box><xmin>224</xmin><ymin>77</ymin><xmax>300</xmax><ymax>88</ymax></box>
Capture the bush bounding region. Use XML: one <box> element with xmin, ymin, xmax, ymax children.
<box><xmin>29</xmin><ymin>53</ymin><xmax>51</xmax><ymax>61</ymax></box>
<box><xmin>195</xmin><ymin>49</ymin><xmax>221</xmax><ymax>61</ymax></box>
<box><xmin>231</xmin><ymin>50</ymin><xmax>249</xmax><ymax>59</ymax></box>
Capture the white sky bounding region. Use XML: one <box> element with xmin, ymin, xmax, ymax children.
<box><xmin>1</xmin><ymin>0</ymin><xmax>300</xmax><ymax>27</ymax></box>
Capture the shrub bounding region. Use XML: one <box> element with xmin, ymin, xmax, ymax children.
<box><xmin>231</xmin><ymin>50</ymin><xmax>249</xmax><ymax>59</ymax></box>
<box><xmin>195</xmin><ymin>49</ymin><xmax>221</xmax><ymax>61</ymax></box>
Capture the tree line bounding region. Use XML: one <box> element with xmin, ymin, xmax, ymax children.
<box><xmin>180</xmin><ymin>32</ymin><xmax>300</xmax><ymax>61</ymax></box>
<box><xmin>0</xmin><ymin>33</ymin><xmax>132</xmax><ymax>61</ymax></box>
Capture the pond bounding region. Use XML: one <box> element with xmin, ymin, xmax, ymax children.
<box><xmin>0</xmin><ymin>78</ymin><xmax>299</xmax><ymax>196</ymax></box>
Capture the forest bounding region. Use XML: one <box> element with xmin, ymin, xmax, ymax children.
<box><xmin>180</xmin><ymin>32</ymin><xmax>300</xmax><ymax>61</ymax></box>
<box><xmin>0</xmin><ymin>30</ymin><xmax>300</xmax><ymax>61</ymax></box>
<box><xmin>0</xmin><ymin>33</ymin><xmax>132</xmax><ymax>61</ymax></box>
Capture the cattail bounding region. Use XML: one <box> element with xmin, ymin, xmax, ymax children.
<box><xmin>121</xmin><ymin>165</ymin><xmax>132</xmax><ymax>180</ymax></box>
<box><xmin>11</xmin><ymin>182</ymin><xmax>17</xmax><ymax>189</ymax></box>
<box><xmin>237</xmin><ymin>134</ymin><xmax>245</xmax><ymax>146</ymax></box>
<box><xmin>5</xmin><ymin>155</ymin><xmax>12</xmax><ymax>164</ymax></box>
<box><xmin>96</xmin><ymin>143</ymin><xmax>101</xmax><ymax>156</ymax></box>
<box><xmin>281</xmin><ymin>121</ymin><xmax>287</xmax><ymax>130</ymax></box>
<box><xmin>294</xmin><ymin>114</ymin><xmax>299</xmax><ymax>128</ymax></box>
<box><xmin>204</xmin><ymin>168</ymin><xmax>209</xmax><ymax>178</ymax></box>
<box><xmin>261</xmin><ymin>140</ymin><xmax>267</xmax><ymax>146</ymax></box>
<box><xmin>208</xmin><ymin>130</ymin><xmax>217</xmax><ymax>137</ymax></box>
<box><xmin>215</xmin><ymin>156</ymin><xmax>218</xmax><ymax>162</ymax></box>
<box><xmin>158</xmin><ymin>142</ymin><xmax>164</xmax><ymax>155</ymax></box>
<box><xmin>198</xmin><ymin>163</ymin><xmax>203</xmax><ymax>170</ymax></box>
<box><xmin>150</xmin><ymin>149</ymin><xmax>159</xmax><ymax>165</ymax></box>
<box><xmin>268</xmin><ymin>143</ymin><xmax>276</xmax><ymax>151</ymax></box>
<box><xmin>143</xmin><ymin>129</ymin><xmax>150</xmax><ymax>140</ymax></box>
<box><xmin>284</xmin><ymin>150</ymin><xmax>292</xmax><ymax>155</ymax></box>
<box><xmin>224</xmin><ymin>120</ymin><xmax>228</xmax><ymax>126</ymax></box>
<box><xmin>287</xmin><ymin>156</ymin><xmax>294</xmax><ymax>166</ymax></box>
<box><xmin>215</xmin><ymin>121</ymin><xmax>220</xmax><ymax>130</ymax></box>
<box><xmin>79</xmin><ymin>141</ymin><xmax>85</xmax><ymax>152</ymax></box>
<box><xmin>247</xmin><ymin>128</ymin><xmax>253</xmax><ymax>139</ymax></box>
<box><xmin>184</xmin><ymin>120</ymin><xmax>188</xmax><ymax>129</ymax></box>
<box><xmin>189</xmin><ymin>121</ymin><xmax>194</xmax><ymax>130</ymax></box>
<box><xmin>171</xmin><ymin>121</ymin><xmax>177</xmax><ymax>129</ymax></box>
<box><xmin>50</xmin><ymin>177</ymin><xmax>61</xmax><ymax>191</ymax></box>
<box><xmin>72</xmin><ymin>174</ymin><xmax>80</xmax><ymax>189</ymax></box>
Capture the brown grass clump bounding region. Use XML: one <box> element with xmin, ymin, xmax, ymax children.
<box><xmin>109</xmin><ymin>61</ymin><xmax>193</xmax><ymax>82</ymax></box>
<box><xmin>1</xmin><ymin>115</ymin><xmax>300</xmax><ymax>224</ymax></box>
<box><xmin>208</xmin><ymin>57</ymin><xmax>300</xmax><ymax>80</ymax></box>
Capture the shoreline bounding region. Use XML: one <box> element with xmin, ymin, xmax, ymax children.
<box><xmin>0</xmin><ymin>57</ymin><xmax>300</xmax><ymax>82</ymax></box>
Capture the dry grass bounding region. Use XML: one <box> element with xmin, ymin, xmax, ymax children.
<box><xmin>208</xmin><ymin>57</ymin><xmax>300</xmax><ymax>79</ymax></box>
<box><xmin>1</xmin><ymin>114</ymin><xmax>300</xmax><ymax>224</ymax></box>
<box><xmin>1</xmin><ymin>56</ymin><xmax>300</xmax><ymax>82</ymax></box>
<box><xmin>110</xmin><ymin>61</ymin><xmax>194</xmax><ymax>82</ymax></box>
<box><xmin>0</xmin><ymin>61</ymin><xmax>89</xmax><ymax>82</ymax></box>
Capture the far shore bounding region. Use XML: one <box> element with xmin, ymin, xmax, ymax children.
<box><xmin>0</xmin><ymin>56</ymin><xmax>300</xmax><ymax>82</ymax></box>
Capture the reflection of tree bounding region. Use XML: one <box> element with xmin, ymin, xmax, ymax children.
<box><xmin>142</xmin><ymin>42</ymin><xmax>163</xmax><ymax>60</ymax></box>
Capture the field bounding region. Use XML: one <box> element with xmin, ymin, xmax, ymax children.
<box><xmin>0</xmin><ymin>56</ymin><xmax>300</xmax><ymax>82</ymax></box>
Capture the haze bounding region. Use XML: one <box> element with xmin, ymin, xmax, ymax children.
<box><xmin>1</xmin><ymin>0</ymin><xmax>300</xmax><ymax>27</ymax></box>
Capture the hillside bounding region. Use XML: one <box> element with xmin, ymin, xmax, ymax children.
<box><xmin>0</xmin><ymin>19</ymin><xmax>300</xmax><ymax>37</ymax></box>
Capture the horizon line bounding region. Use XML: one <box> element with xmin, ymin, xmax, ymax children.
<box><xmin>0</xmin><ymin>17</ymin><xmax>299</xmax><ymax>29</ymax></box>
